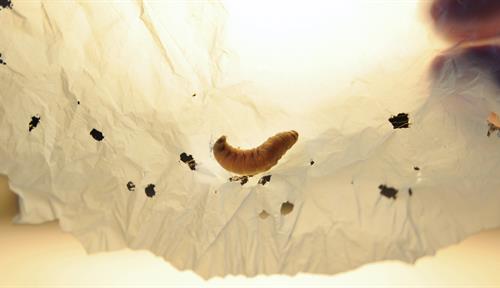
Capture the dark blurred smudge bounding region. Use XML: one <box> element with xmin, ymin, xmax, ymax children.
<box><xmin>430</xmin><ymin>0</ymin><xmax>500</xmax><ymax>41</ymax></box>
<box><xmin>431</xmin><ymin>0</ymin><xmax>500</xmax><ymax>22</ymax></box>
<box><xmin>431</xmin><ymin>45</ymin><xmax>500</xmax><ymax>88</ymax></box>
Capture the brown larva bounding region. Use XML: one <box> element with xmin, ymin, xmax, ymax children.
<box><xmin>213</xmin><ymin>130</ymin><xmax>299</xmax><ymax>175</ymax></box>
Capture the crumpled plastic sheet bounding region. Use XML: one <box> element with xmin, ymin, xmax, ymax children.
<box><xmin>1</xmin><ymin>0</ymin><xmax>500</xmax><ymax>279</ymax></box>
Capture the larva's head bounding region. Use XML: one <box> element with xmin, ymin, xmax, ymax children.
<box><xmin>290</xmin><ymin>130</ymin><xmax>299</xmax><ymax>141</ymax></box>
<box><xmin>213</xmin><ymin>135</ymin><xmax>227</xmax><ymax>152</ymax></box>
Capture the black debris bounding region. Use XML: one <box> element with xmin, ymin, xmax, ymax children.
<box><xmin>379</xmin><ymin>184</ymin><xmax>399</xmax><ymax>199</ymax></box>
<box><xmin>408</xmin><ymin>188</ymin><xmax>413</xmax><ymax>196</ymax></box>
<box><xmin>90</xmin><ymin>128</ymin><xmax>104</xmax><ymax>141</ymax></box>
<box><xmin>0</xmin><ymin>0</ymin><xmax>12</xmax><ymax>10</ymax></box>
<box><xmin>0</xmin><ymin>53</ymin><xmax>5</xmax><ymax>65</ymax></box>
<box><xmin>280</xmin><ymin>201</ymin><xmax>294</xmax><ymax>215</ymax></box>
<box><xmin>413</xmin><ymin>166</ymin><xmax>420</xmax><ymax>171</ymax></box>
<box><xmin>77</xmin><ymin>100</ymin><xmax>80</xmax><ymax>105</ymax></box>
<box><xmin>240</xmin><ymin>177</ymin><xmax>248</xmax><ymax>185</ymax></box>
<box><xmin>126</xmin><ymin>181</ymin><xmax>135</xmax><ymax>191</ymax></box>
<box><xmin>229</xmin><ymin>175</ymin><xmax>249</xmax><ymax>186</ymax></box>
<box><xmin>145</xmin><ymin>184</ymin><xmax>156</xmax><ymax>198</ymax></box>
<box><xmin>487</xmin><ymin>123</ymin><xmax>500</xmax><ymax>137</ymax></box>
<box><xmin>180</xmin><ymin>152</ymin><xmax>193</xmax><ymax>163</ymax></box>
<box><xmin>192</xmin><ymin>93</ymin><xmax>196</xmax><ymax>97</ymax></box>
<box><xmin>180</xmin><ymin>152</ymin><xmax>197</xmax><ymax>170</ymax></box>
<box><xmin>28</xmin><ymin>115</ymin><xmax>41</xmax><ymax>132</ymax></box>
<box><xmin>258</xmin><ymin>175</ymin><xmax>272</xmax><ymax>186</ymax></box>
<box><xmin>310</xmin><ymin>160</ymin><xmax>315</xmax><ymax>166</ymax></box>
<box><xmin>388</xmin><ymin>113</ymin><xmax>410</xmax><ymax>129</ymax></box>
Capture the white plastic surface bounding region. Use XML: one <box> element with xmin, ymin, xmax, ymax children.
<box><xmin>0</xmin><ymin>0</ymin><xmax>499</xmax><ymax>279</ymax></box>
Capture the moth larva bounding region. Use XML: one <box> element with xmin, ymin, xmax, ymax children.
<box><xmin>213</xmin><ymin>130</ymin><xmax>298</xmax><ymax>175</ymax></box>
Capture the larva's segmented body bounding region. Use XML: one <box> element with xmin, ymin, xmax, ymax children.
<box><xmin>213</xmin><ymin>130</ymin><xmax>298</xmax><ymax>175</ymax></box>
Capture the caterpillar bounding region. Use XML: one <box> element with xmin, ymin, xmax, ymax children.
<box><xmin>213</xmin><ymin>130</ymin><xmax>299</xmax><ymax>175</ymax></box>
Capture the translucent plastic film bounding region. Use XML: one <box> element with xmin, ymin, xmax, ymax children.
<box><xmin>0</xmin><ymin>0</ymin><xmax>499</xmax><ymax>279</ymax></box>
